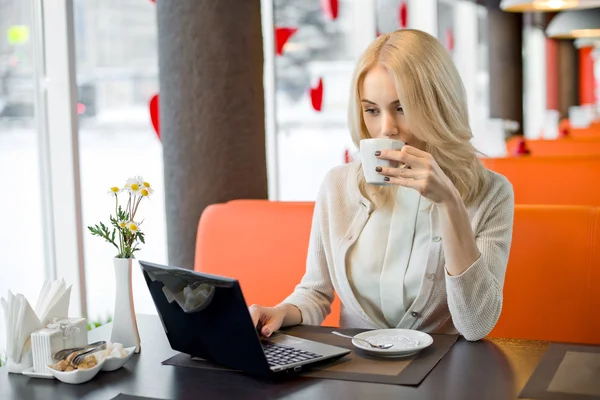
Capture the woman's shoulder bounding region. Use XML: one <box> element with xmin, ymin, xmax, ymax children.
<box><xmin>322</xmin><ymin>161</ymin><xmax>359</xmax><ymax>185</ymax></box>
<box><xmin>317</xmin><ymin>161</ymin><xmax>362</xmax><ymax>204</ymax></box>
<box><xmin>484</xmin><ymin>168</ymin><xmax>514</xmax><ymax>196</ymax></box>
<box><xmin>477</xmin><ymin>168</ymin><xmax>515</xmax><ymax>209</ymax></box>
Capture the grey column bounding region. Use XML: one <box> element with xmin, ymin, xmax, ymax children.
<box><xmin>486</xmin><ymin>5</ymin><xmax>524</xmax><ymax>130</ymax></box>
<box><xmin>157</xmin><ymin>0</ymin><xmax>268</xmax><ymax>268</ymax></box>
<box><xmin>557</xmin><ymin>40</ymin><xmax>578</xmax><ymax>118</ymax></box>
<box><xmin>536</xmin><ymin>12</ymin><xmax>578</xmax><ymax>119</ymax></box>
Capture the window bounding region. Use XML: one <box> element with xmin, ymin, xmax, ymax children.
<box><xmin>0</xmin><ymin>0</ymin><xmax>46</xmax><ymax>355</ymax></box>
<box><xmin>273</xmin><ymin>0</ymin><xmax>362</xmax><ymax>200</ymax></box>
<box><xmin>73</xmin><ymin>0</ymin><xmax>166</xmax><ymax>322</ymax></box>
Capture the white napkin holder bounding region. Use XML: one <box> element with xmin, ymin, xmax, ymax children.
<box><xmin>6</xmin><ymin>340</ymin><xmax>33</xmax><ymax>374</ymax></box>
<box><xmin>2</xmin><ymin>280</ymin><xmax>75</xmax><ymax>374</ymax></box>
<box><xmin>2</xmin><ymin>292</ymin><xmax>42</xmax><ymax>374</ymax></box>
<box><xmin>31</xmin><ymin>317</ymin><xmax>87</xmax><ymax>374</ymax></box>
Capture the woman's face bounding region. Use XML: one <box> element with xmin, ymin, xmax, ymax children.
<box><xmin>360</xmin><ymin>64</ymin><xmax>425</xmax><ymax>149</ymax></box>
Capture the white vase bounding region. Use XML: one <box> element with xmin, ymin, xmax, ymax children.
<box><xmin>110</xmin><ymin>258</ymin><xmax>141</xmax><ymax>353</ymax></box>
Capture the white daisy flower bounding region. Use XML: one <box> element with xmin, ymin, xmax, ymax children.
<box><xmin>126</xmin><ymin>181</ymin><xmax>142</xmax><ymax>195</ymax></box>
<box><xmin>126</xmin><ymin>221</ymin><xmax>140</xmax><ymax>233</ymax></box>
<box><xmin>107</xmin><ymin>186</ymin><xmax>121</xmax><ymax>196</ymax></box>
<box><xmin>118</xmin><ymin>221</ymin><xmax>127</xmax><ymax>229</ymax></box>
<box><xmin>141</xmin><ymin>181</ymin><xmax>154</xmax><ymax>195</ymax></box>
<box><xmin>125</xmin><ymin>176</ymin><xmax>144</xmax><ymax>192</ymax></box>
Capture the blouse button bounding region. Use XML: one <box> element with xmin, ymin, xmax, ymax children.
<box><xmin>433</xmin><ymin>236</ymin><xmax>441</xmax><ymax>242</ymax></box>
<box><xmin>427</xmin><ymin>273</ymin><xmax>435</xmax><ymax>280</ymax></box>
<box><xmin>411</xmin><ymin>311</ymin><xmax>419</xmax><ymax>318</ymax></box>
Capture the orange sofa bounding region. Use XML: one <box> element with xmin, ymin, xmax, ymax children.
<box><xmin>507</xmin><ymin>136</ymin><xmax>600</xmax><ymax>156</ymax></box>
<box><xmin>482</xmin><ymin>155</ymin><xmax>600</xmax><ymax>205</ymax></box>
<box><xmin>194</xmin><ymin>200</ymin><xmax>341</xmax><ymax>327</ymax></box>
<box><xmin>195</xmin><ymin>200</ymin><xmax>600</xmax><ymax>344</ymax></box>
<box><xmin>490</xmin><ymin>205</ymin><xmax>600</xmax><ymax>344</ymax></box>
<box><xmin>567</xmin><ymin>121</ymin><xmax>600</xmax><ymax>139</ymax></box>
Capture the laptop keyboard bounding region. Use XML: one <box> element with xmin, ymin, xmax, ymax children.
<box><xmin>261</xmin><ymin>341</ymin><xmax>323</xmax><ymax>367</ymax></box>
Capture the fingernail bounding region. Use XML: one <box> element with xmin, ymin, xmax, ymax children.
<box><xmin>375</xmin><ymin>166</ymin><xmax>382</xmax><ymax>172</ymax></box>
<box><xmin>374</xmin><ymin>151</ymin><xmax>381</xmax><ymax>156</ymax></box>
<box><xmin>384</xmin><ymin>177</ymin><xmax>390</xmax><ymax>182</ymax></box>
<box><xmin>265</xmin><ymin>329</ymin><xmax>270</xmax><ymax>336</ymax></box>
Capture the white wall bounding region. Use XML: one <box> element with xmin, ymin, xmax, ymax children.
<box><xmin>409</xmin><ymin>0</ymin><xmax>438</xmax><ymax>36</ymax></box>
<box><xmin>453</xmin><ymin>1</ymin><xmax>479</xmax><ymax>128</ymax></box>
<box><xmin>523</xmin><ymin>24</ymin><xmax>547</xmax><ymax>139</ymax></box>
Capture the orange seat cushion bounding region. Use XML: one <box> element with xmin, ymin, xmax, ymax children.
<box><xmin>482</xmin><ymin>155</ymin><xmax>600</xmax><ymax>206</ymax></box>
<box><xmin>570</xmin><ymin>121</ymin><xmax>600</xmax><ymax>139</ymax></box>
<box><xmin>489</xmin><ymin>205</ymin><xmax>600</xmax><ymax>344</ymax></box>
<box><xmin>194</xmin><ymin>200</ymin><xmax>340</xmax><ymax>327</ymax></box>
<box><xmin>196</xmin><ymin>200</ymin><xmax>600</xmax><ymax>343</ymax></box>
<box><xmin>507</xmin><ymin>136</ymin><xmax>600</xmax><ymax>156</ymax></box>
<box><xmin>591</xmin><ymin>209</ymin><xmax>600</xmax><ymax>341</ymax></box>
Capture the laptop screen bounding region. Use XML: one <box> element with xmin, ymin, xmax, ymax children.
<box><xmin>138</xmin><ymin>261</ymin><xmax>271</xmax><ymax>375</ymax></box>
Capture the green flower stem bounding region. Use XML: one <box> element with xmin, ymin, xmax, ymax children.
<box><xmin>89</xmin><ymin>181</ymin><xmax>149</xmax><ymax>259</ymax></box>
<box><xmin>131</xmin><ymin>195</ymin><xmax>143</xmax><ymax>220</ymax></box>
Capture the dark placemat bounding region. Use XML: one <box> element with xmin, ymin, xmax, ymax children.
<box><xmin>162</xmin><ymin>326</ymin><xmax>458</xmax><ymax>386</ymax></box>
<box><xmin>297</xmin><ymin>329</ymin><xmax>457</xmax><ymax>385</ymax></box>
<box><xmin>164</xmin><ymin>353</ymin><xmax>240</xmax><ymax>372</ymax></box>
<box><xmin>111</xmin><ymin>395</ymin><xmax>167</xmax><ymax>400</ymax></box>
<box><xmin>520</xmin><ymin>342</ymin><xmax>600</xmax><ymax>400</ymax></box>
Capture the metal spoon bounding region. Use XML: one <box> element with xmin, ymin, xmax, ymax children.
<box><xmin>71</xmin><ymin>342</ymin><xmax>107</xmax><ymax>366</ymax></box>
<box><xmin>331</xmin><ymin>331</ymin><xmax>394</xmax><ymax>349</ymax></box>
<box><xmin>53</xmin><ymin>341</ymin><xmax>106</xmax><ymax>362</ymax></box>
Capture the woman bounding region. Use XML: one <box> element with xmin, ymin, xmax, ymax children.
<box><xmin>249</xmin><ymin>29</ymin><xmax>514</xmax><ymax>341</ymax></box>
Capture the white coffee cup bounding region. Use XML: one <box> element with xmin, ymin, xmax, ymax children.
<box><xmin>359</xmin><ymin>138</ymin><xmax>405</xmax><ymax>186</ymax></box>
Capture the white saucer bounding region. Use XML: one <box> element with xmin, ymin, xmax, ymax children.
<box><xmin>22</xmin><ymin>367</ymin><xmax>54</xmax><ymax>380</ymax></box>
<box><xmin>351</xmin><ymin>329</ymin><xmax>433</xmax><ymax>358</ymax></box>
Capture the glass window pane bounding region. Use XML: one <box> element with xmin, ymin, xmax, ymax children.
<box><xmin>73</xmin><ymin>0</ymin><xmax>166</xmax><ymax>324</ymax></box>
<box><xmin>437</xmin><ymin>0</ymin><xmax>455</xmax><ymax>55</ymax></box>
<box><xmin>476</xmin><ymin>5</ymin><xmax>490</xmax><ymax>122</ymax></box>
<box><xmin>0</xmin><ymin>0</ymin><xmax>46</xmax><ymax>357</ymax></box>
<box><xmin>274</xmin><ymin>0</ymin><xmax>356</xmax><ymax>200</ymax></box>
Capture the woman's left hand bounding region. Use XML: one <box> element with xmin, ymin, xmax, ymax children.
<box><xmin>376</xmin><ymin>145</ymin><xmax>458</xmax><ymax>205</ymax></box>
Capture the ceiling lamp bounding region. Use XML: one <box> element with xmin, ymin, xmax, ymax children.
<box><xmin>574</xmin><ymin>37</ymin><xmax>600</xmax><ymax>47</ymax></box>
<box><xmin>546</xmin><ymin>8</ymin><xmax>600</xmax><ymax>38</ymax></box>
<box><xmin>501</xmin><ymin>0</ymin><xmax>600</xmax><ymax>12</ymax></box>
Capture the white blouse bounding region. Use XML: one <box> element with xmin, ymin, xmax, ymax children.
<box><xmin>346</xmin><ymin>185</ymin><xmax>432</xmax><ymax>328</ymax></box>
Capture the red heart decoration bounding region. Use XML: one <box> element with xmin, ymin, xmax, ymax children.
<box><xmin>559</xmin><ymin>119</ymin><xmax>570</xmax><ymax>138</ymax></box>
<box><xmin>445</xmin><ymin>28</ymin><xmax>454</xmax><ymax>51</ymax></box>
<box><xmin>275</xmin><ymin>27</ymin><xmax>297</xmax><ymax>56</ymax></box>
<box><xmin>321</xmin><ymin>0</ymin><xmax>339</xmax><ymax>21</ymax></box>
<box><xmin>149</xmin><ymin>94</ymin><xmax>160</xmax><ymax>140</ymax></box>
<box><xmin>399</xmin><ymin>1</ymin><xmax>408</xmax><ymax>28</ymax></box>
<box><xmin>310</xmin><ymin>78</ymin><xmax>324</xmax><ymax>112</ymax></box>
<box><xmin>512</xmin><ymin>138</ymin><xmax>530</xmax><ymax>156</ymax></box>
<box><xmin>343</xmin><ymin>149</ymin><xmax>353</xmax><ymax>164</ymax></box>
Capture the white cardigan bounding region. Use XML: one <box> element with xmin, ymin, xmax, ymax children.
<box><xmin>281</xmin><ymin>161</ymin><xmax>515</xmax><ymax>341</ymax></box>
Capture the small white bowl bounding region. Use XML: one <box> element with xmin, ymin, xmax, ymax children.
<box><xmin>98</xmin><ymin>346</ymin><xmax>136</xmax><ymax>372</ymax></box>
<box><xmin>47</xmin><ymin>357</ymin><xmax>105</xmax><ymax>384</ymax></box>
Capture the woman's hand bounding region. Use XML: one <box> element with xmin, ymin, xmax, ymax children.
<box><xmin>248</xmin><ymin>304</ymin><xmax>286</xmax><ymax>338</ymax></box>
<box><xmin>375</xmin><ymin>145</ymin><xmax>458</xmax><ymax>204</ymax></box>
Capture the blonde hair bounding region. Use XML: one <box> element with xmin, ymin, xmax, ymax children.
<box><xmin>348</xmin><ymin>29</ymin><xmax>489</xmax><ymax>208</ymax></box>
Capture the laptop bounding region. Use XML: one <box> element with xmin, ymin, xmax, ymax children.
<box><xmin>139</xmin><ymin>261</ymin><xmax>351</xmax><ymax>379</ymax></box>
